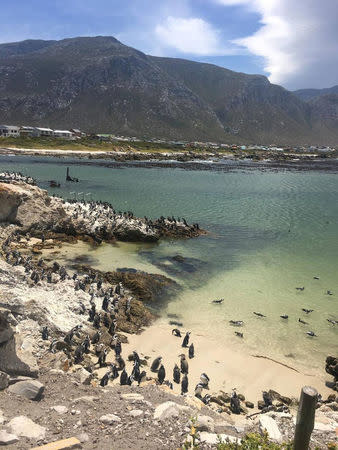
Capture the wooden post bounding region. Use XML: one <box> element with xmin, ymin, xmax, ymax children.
<box><xmin>294</xmin><ymin>386</ymin><xmax>318</xmax><ymax>450</ymax></box>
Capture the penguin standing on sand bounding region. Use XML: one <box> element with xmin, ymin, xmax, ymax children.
<box><xmin>180</xmin><ymin>354</ymin><xmax>189</xmax><ymax>374</ymax></box>
<box><xmin>100</xmin><ymin>371</ymin><xmax>110</xmax><ymax>387</ymax></box>
<box><xmin>151</xmin><ymin>356</ymin><xmax>162</xmax><ymax>372</ymax></box>
<box><xmin>188</xmin><ymin>343</ymin><xmax>194</xmax><ymax>359</ymax></box>
<box><xmin>173</xmin><ymin>364</ymin><xmax>181</xmax><ymax>384</ymax></box>
<box><xmin>181</xmin><ymin>374</ymin><xmax>188</xmax><ymax>395</ymax></box>
<box><xmin>120</xmin><ymin>369</ymin><xmax>128</xmax><ymax>385</ymax></box>
<box><xmin>182</xmin><ymin>332</ymin><xmax>191</xmax><ymax>348</ymax></box>
<box><xmin>158</xmin><ymin>364</ymin><xmax>166</xmax><ymax>384</ymax></box>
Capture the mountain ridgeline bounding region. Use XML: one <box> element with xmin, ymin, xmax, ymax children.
<box><xmin>0</xmin><ymin>36</ymin><xmax>337</xmax><ymax>145</ymax></box>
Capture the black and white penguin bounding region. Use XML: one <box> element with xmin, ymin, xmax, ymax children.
<box><xmin>188</xmin><ymin>343</ymin><xmax>194</xmax><ymax>359</ymax></box>
<box><xmin>181</xmin><ymin>374</ymin><xmax>188</xmax><ymax>395</ymax></box>
<box><xmin>182</xmin><ymin>332</ymin><xmax>191</xmax><ymax>348</ymax></box>
<box><xmin>172</xmin><ymin>328</ymin><xmax>181</xmax><ymax>337</ymax></box>
<box><xmin>120</xmin><ymin>369</ymin><xmax>128</xmax><ymax>385</ymax></box>
<box><xmin>138</xmin><ymin>370</ymin><xmax>147</xmax><ymax>386</ymax></box>
<box><xmin>41</xmin><ymin>326</ymin><xmax>49</xmax><ymax>340</ymax></box>
<box><xmin>180</xmin><ymin>354</ymin><xmax>189</xmax><ymax>374</ymax></box>
<box><xmin>150</xmin><ymin>356</ymin><xmax>162</xmax><ymax>372</ymax></box>
<box><xmin>91</xmin><ymin>331</ymin><xmax>101</xmax><ymax>345</ymax></box>
<box><xmin>100</xmin><ymin>371</ymin><xmax>110</xmax><ymax>387</ymax></box>
<box><xmin>194</xmin><ymin>383</ymin><xmax>204</xmax><ymax>399</ymax></box>
<box><xmin>157</xmin><ymin>364</ymin><xmax>166</xmax><ymax>385</ymax></box>
<box><xmin>200</xmin><ymin>373</ymin><xmax>210</xmax><ymax>389</ymax></box>
<box><xmin>173</xmin><ymin>364</ymin><xmax>181</xmax><ymax>384</ymax></box>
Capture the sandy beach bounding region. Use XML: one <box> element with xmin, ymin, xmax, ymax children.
<box><xmin>95</xmin><ymin>318</ymin><xmax>332</xmax><ymax>403</ymax></box>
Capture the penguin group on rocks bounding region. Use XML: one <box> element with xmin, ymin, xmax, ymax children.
<box><xmin>0</xmin><ymin>171</ymin><xmax>35</xmax><ymax>185</ymax></box>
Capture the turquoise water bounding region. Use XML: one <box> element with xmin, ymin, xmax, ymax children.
<box><xmin>1</xmin><ymin>155</ymin><xmax>337</xmax><ymax>371</ymax></box>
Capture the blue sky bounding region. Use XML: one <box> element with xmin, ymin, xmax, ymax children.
<box><xmin>1</xmin><ymin>0</ymin><xmax>337</xmax><ymax>90</ymax></box>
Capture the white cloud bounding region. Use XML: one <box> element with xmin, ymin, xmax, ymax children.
<box><xmin>217</xmin><ymin>0</ymin><xmax>338</xmax><ymax>89</ymax></box>
<box><xmin>155</xmin><ymin>16</ymin><xmax>234</xmax><ymax>56</ymax></box>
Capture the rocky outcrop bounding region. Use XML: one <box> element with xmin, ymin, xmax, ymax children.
<box><xmin>0</xmin><ymin>308</ymin><xmax>38</xmax><ymax>377</ymax></box>
<box><xmin>326</xmin><ymin>356</ymin><xmax>338</xmax><ymax>391</ymax></box>
<box><xmin>0</xmin><ymin>182</ymin><xmax>66</xmax><ymax>230</ymax></box>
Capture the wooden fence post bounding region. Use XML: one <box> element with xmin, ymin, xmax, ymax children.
<box><xmin>294</xmin><ymin>386</ymin><xmax>318</xmax><ymax>450</ymax></box>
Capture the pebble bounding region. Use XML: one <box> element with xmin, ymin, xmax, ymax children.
<box><xmin>129</xmin><ymin>409</ymin><xmax>143</xmax><ymax>417</ymax></box>
<box><xmin>51</xmin><ymin>405</ymin><xmax>69</xmax><ymax>414</ymax></box>
<box><xmin>100</xmin><ymin>414</ymin><xmax>121</xmax><ymax>425</ymax></box>
<box><xmin>120</xmin><ymin>393</ymin><xmax>144</xmax><ymax>401</ymax></box>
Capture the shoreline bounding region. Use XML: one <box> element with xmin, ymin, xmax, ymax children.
<box><xmin>1</xmin><ymin>146</ymin><xmax>338</xmax><ymax>174</ymax></box>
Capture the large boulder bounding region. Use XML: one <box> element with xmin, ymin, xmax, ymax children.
<box><xmin>0</xmin><ymin>182</ymin><xmax>66</xmax><ymax>230</ymax></box>
<box><xmin>8</xmin><ymin>379</ymin><xmax>44</xmax><ymax>400</ymax></box>
<box><xmin>0</xmin><ymin>309</ymin><xmax>38</xmax><ymax>377</ymax></box>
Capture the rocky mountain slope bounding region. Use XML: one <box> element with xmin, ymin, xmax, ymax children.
<box><xmin>0</xmin><ymin>36</ymin><xmax>338</xmax><ymax>145</ymax></box>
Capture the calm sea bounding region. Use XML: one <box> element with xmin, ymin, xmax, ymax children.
<box><xmin>1</xmin><ymin>154</ymin><xmax>337</xmax><ymax>372</ymax></box>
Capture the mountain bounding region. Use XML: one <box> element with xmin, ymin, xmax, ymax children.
<box><xmin>0</xmin><ymin>36</ymin><xmax>337</xmax><ymax>145</ymax></box>
<box><xmin>294</xmin><ymin>86</ymin><xmax>338</xmax><ymax>102</ymax></box>
<box><xmin>294</xmin><ymin>86</ymin><xmax>338</xmax><ymax>125</ymax></box>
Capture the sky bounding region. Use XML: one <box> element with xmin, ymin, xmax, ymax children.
<box><xmin>1</xmin><ymin>0</ymin><xmax>337</xmax><ymax>90</ymax></box>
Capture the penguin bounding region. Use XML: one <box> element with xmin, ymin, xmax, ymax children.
<box><xmin>172</xmin><ymin>328</ymin><xmax>181</xmax><ymax>337</ymax></box>
<box><xmin>182</xmin><ymin>332</ymin><xmax>191</xmax><ymax>348</ymax></box>
<box><xmin>173</xmin><ymin>364</ymin><xmax>181</xmax><ymax>384</ymax></box>
<box><xmin>235</xmin><ymin>332</ymin><xmax>243</xmax><ymax>338</ymax></box>
<box><xmin>180</xmin><ymin>354</ymin><xmax>189</xmax><ymax>374</ymax></box>
<box><xmin>74</xmin><ymin>344</ymin><xmax>84</xmax><ymax>363</ymax></box>
<box><xmin>306</xmin><ymin>331</ymin><xmax>317</xmax><ymax>337</ymax></box>
<box><xmin>150</xmin><ymin>356</ymin><xmax>162</xmax><ymax>372</ymax></box>
<box><xmin>194</xmin><ymin>383</ymin><xmax>204</xmax><ymax>399</ymax></box>
<box><xmin>110</xmin><ymin>364</ymin><xmax>119</xmax><ymax>380</ymax></box>
<box><xmin>253</xmin><ymin>312</ymin><xmax>266</xmax><ymax>318</ymax></box>
<box><xmin>298</xmin><ymin>318</ymin><xmax>308</xmax><ymax>325</ymax></box>
<box><xmin>157</xmin><ymin>364</ymin><xmax>166</xmax><ymax>385</ymax></box>
<box><xmin>200</xmin><ymin>373</ymin><xmax>210</xmax><ymax>389</ymax></box>
<box><xmin>91</xmin><ymin>331</ymin><xmax>101</xmax><ymax>345</ymax></box>
<box><xmin>313</xmin><ymin>276</ymin><xmax>320</xmax><ymax>280</ymax></box>
<box><xmin>181</xmin><ymin>374</ymin><xmax>188</xmax><ymax>395</ymax></box>
<box><xmin>326</xmin><ymin>290</ymin><xmax>333</xmax><ymax>295</ymax></box>
<box><xmin>120</xmin><ymin>369</ymin><xmax>128</xmax><ymax>385</ymax></box>
<box><xmin>114</xmin><ymin>341</ymin><xmax>122</xmax><ymax>357</ymax></box>
<box><xmin>132</xmin><ymin>351</ymin><xmax>141</xmax><ymax>365</ymax></box>
<box><xmin>296</xmin><ymin>287</ymin><xmax>305</xmax><ymax>291</ymax></box>
<box><xmin>230</xmin><ymin>390</ymin><xmax>241</xmax><ymax>414</ymax></box>
<box><xmin>98</xmin><ymin>348</ymin><xmax>108</xmax><ymax>367</ymax></box>
<box><xmin>327</xmin><ymin>319</ymin><xmax>337</xmax><ymax>325</ymax></box>
<box><xmin>202</xmin><ymin>394</ymin><xmax>212</xmax><ymax>405</ymax></box>
<box><xmin>263</xmin><ymin>391</ymin><xmax>272</xmax><ymax>407</ymax></box>
<box><xmin>138</xmin><ymin>370</ymin><xmax>147</xmax><ymax>386</ymax></box>
<box><xmin>116</xmin><ymin>356</ymin><xmax>125</xmax><ymax>371</ymax></box>
<box><xmin>280</xmin><ymin>314</ymin><xmax>288</xmax><ymax>320</ymax></box>
<box><xmin>132</xmin><ymin>361</ymin><xmax>141</xmax><ymax>383</ymax></box>
<box><xmin>100</xmin><ymin>371</ymin><xmax>110</xmax><ymax>387</ymax></box>
<box><xmin>188</xmin><ymin>343</ymin><xmax>194</xmax><ymax>359</ymax></box>
<box><xmin>211</xmin><ymin>299</ymin><xmax>224</xmax><ymax>304</ymax></box>
<box><xmin>302</xmin><ymin>308</ymin><xmax>314</xmax><ymax>314</ymax></box>
<box><xmin>41</xmin><ymin>326</ymin><xmax>49</xmax><ymax>340</ymax></box>
<box><xmin>229</xmin><ymin>320</ymin><xmax>244</xmax><ymax>326</ymax></box>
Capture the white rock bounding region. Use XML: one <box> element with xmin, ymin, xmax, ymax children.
<box><xmin>77</xmin><ymin>432</ymin><xmax>89</xmax><ymax>443</ymax></box>
<box><xmin>199</xmin><ymin>432</ymin><xmax>241</xmax><ymax>445</ymax></box>
<box><xmin>51</xmin><ymin>405</ymin><xmax>68</xmax><ymax>414</ymax></box>
<box><xmin>193</xmin><ymin>415</ymin><xmax>215</xmax><ymax>432</ymax></box>
<box><xmin>77</xmin><ymin>368</ymin><xmax>92</xmax><ymax>385</ymax></box>
<box><xmin>130</xmin><ymin>409</ymin><xmax>143</xmax><ymax>417</ymax></box>
<box><xmin>120</xmin><ymin>393</ymin><xmax>144</xmax><ymax>401</ymax></box>
<box><xmin>314</xmin><ymin>422</ymin><xmax>335</xmax><ymax>432</ymax></box>
<box><xmin>259</xmin><ymin>415</ymin><xmax>283</xmax><ymax>442</ymax></box>
<box><xmin>0</xmin><ymin>409</ymin><xmax>5</xmax><ymax>425</ymax></box>
<box><xmin>0</xmin><ymin>430</ymin><xmax>19</xmax><ymax>445</ymax></box>
<box><xmin>154</xmin><ymin>401</ymin><xmax>180</xmax><ymax>420</ymax></box>
<box><xmin>100</xmin><ymin>414</ymin><xmax>121</xmax><ymax>425</ymax></box>
<box><xmin>8</xmin><ymin>416</ymin><xmax>46</xmax><ymax>440</ymax></box>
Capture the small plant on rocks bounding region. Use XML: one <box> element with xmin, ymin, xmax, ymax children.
<box><xmin>217</xmin><ymin>431</ymin><xmax>293</xmax><ymax>450</ymax></box>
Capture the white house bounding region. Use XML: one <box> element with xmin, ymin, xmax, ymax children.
<box><xmin>53</xmin><ymin>130</ymin><xmax>73</xmax><ymax>139</ymax></box>
<box><xmin>0</xmin><ymin>125</ymin><xmax>20</xmax><ymax>137</ymax></box>
<box><xmin>35</xmin><ymin>127</ymin><xmax>54</xmax><ymax>137</ymax></box>
<box><xmin>19</xmin><ymin>126</ymin><xmax>39</xmax><ymax>137</ymax></box>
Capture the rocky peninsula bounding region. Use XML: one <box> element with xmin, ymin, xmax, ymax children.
<box><xmin>0</xmin><ymin>176</ymin><xmax>337</xmax><ymax>449</ymax></box>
